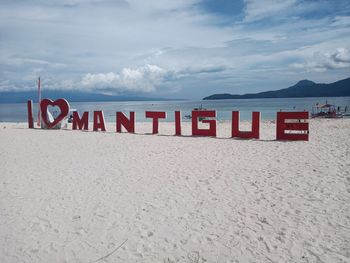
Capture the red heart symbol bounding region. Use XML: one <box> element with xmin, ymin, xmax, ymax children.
<box><xmin>40</xmin><ymin>98</ymin><xmax>70</xmax><ymax>129</ymax></box>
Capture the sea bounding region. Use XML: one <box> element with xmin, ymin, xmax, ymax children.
<box><xmin>1</xmin><ymin>97</ymin><xmax>350</xmax><ymax>122</ymax></box>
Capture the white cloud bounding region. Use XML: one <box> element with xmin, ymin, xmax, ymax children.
<box><xmin>81</xmin><ymin>64</ymin><xmax>167</xmax><ymax>92</ymax></box>
<box><xmin>79</xmin><ymin>63</ymin><xmax>230</xmax><ymax>93</ymax></box>
<box><xmin>290</xmin><ymin>48</ymin><xmax>350</xmax><ymax>72</ymax></box>
<box><xmin>331</xmin><ymin>16</ymin><xmax>350</xmax><ymax>27</ymax></box>
<box><xmin>9</xmin><ymin>57</ymin><xmax>66</xmax><ymax>68</ymax></box>
<box><xmin>243</xmin><ymin>0</ymin><xmax>297</xmax><ymax>22</ymax></box>
<box><xmin>331</xmin><ymin>47</ymin><xmax>350</xmax><ymax>63</ymax></box>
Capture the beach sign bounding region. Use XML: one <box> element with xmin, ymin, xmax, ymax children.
<box><xmin>27</xmin><ymin>98</ymin><xmax>309</xmax><ymax>141</ymax></box>
<box><xmin>40</xmin><ymin>98</ymin><xmax>70</xmax><ymax>129</ymax></box>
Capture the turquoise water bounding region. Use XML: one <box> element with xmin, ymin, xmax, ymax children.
<box><xmin>1</xmin><ymin>97</ymin><xmax>349</xmax><ymax>122</ymax></box>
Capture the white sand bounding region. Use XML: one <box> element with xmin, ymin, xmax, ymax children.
<box><xmin>0</xmin><ymin>119</ymin><xmax>349</xmax><ymax>263</ymax></box>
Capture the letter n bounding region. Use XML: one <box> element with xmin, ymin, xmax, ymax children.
<box><xmin>116</xmin><ymin>112</ymin><xmax>135</xmax><ymax>133</ymax></box>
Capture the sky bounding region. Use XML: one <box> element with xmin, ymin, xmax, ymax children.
<box><xmin>0</xmin><ymin>0</ymin><xmax>350</xmax><ymax>99</ymax></box>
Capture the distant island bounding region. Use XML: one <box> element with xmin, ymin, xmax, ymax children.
<box><xmin>203</xmin><ymin>77</ymin><xmax>350</xmax><ymax>100</ymax></box>
<box><xmin>0</xmin><ymin>90</ymin><xmax>178</xmax><ymax>104</ymax></box>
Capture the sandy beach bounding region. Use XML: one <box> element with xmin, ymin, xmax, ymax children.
<box><xmin>0</xmin><ymin>119</ymin><xmax>349</xmax><ymax>263</ymax></box>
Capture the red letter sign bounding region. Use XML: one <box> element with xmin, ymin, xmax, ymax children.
<box><xmin>175</xmin><ymin>111</ymin><xmax>181</xmax><ymax>136</ymax></box>
<box><xmin>27</xmin><ymin>100</ymin><xmax>34</xmax><ymax>128</ymax></box>
<box><xmin>116</xmin><ymin>112</ymin><xmax>135</xmax><ymax>133</ymax></box>
<box><xmin>93</xmin><ymin>111</ymin><xmax>106</xmax><ymax>131</ymax></box>
<box><xmin>232</xmin><ymin>111</ymin><xmax>260</xmax><ymax>139</ymax></box>
<box><xmin>73</xmin><ymin>111</ymin><xmax>89</xmax><ymax>130</ymax></box>
<box><xmin>145</xmin><ymin>111</ymin><xmax>166</xmax><ymax>134</ymax></box>
<box><xmin>276</xmin><ymin>112</ymin><xmax>309</xmax><ymax>141</ymax></box>
<box><xmin>40</xmin><ymin>98</ymin><xmax>70</xmax><ymax>129</ymax></box>
<box><xmin>192</xmin><ymin>110</ymin><xmax>216</xmax><ymax>137</ymax></box>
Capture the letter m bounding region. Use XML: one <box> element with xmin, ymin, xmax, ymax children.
<box><xmin>72</xmin><ymin>111</ymin><xmax>89</xmax><ymax>130</ymax></box>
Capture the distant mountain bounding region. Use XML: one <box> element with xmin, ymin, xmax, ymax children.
<box><xmin>0</xmin><ymin>90</ymin><xmax>177</xmax><ymax>103</ymax></box>
<box><xmin>203</xmin><ymin>77</ymin><xmax>350</xmax><ymax>100</ymax></box>
<box><xmin>293</xmin><ymin>80</ymin><xmax>316</xmax><ymax>87</ymax></box>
